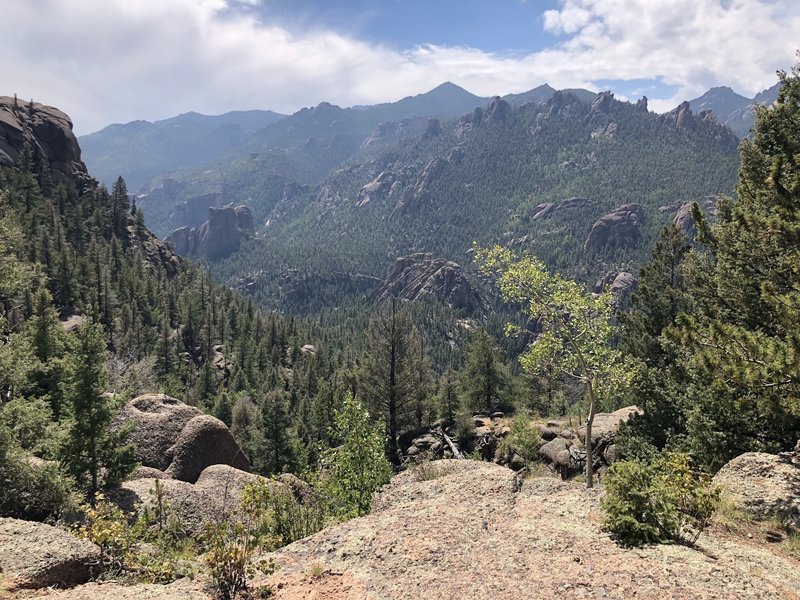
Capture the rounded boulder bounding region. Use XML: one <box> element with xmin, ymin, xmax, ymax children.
<box><xmin>164</xmin><ymin>415</ymin><xmax>250</xmax><ymax>483</ymax></box>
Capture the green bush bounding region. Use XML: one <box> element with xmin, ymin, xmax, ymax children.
<box><xmin>77</xmin><ymin>488</ymin><xmax>196</xmax><ymax>583</ymax></box>
<box><xmin>241</xmin><ymin>478</ymin><xmax>324</xmax><ymax>549</ymax></box>
<box><xmin>319</xmin><ymin>393</ymin><xmax>392</xmax><ymax>519</ymax></box>
<box><xmin>0</xmin><ymin>424</ymin><xmax>79</xmax><ymax>522</ymax></box>
<box><xmin>203</xmin><ymin>485</ymin><xmax>278</xmax><ymax>600</ymax></box>
<box><xmin>0</xmin><ymin>397</ymin><xmax>56</xmax><ymax>454</ymax></box>
<box><xmin>602</xmin><ymin>452</ymin><xmax>719</xmax><ymax>546</ymax></box>
<box><xmin>497</xmin><ymin>414</ymin><xmax>541</xmax><ymax>466</ymax></box>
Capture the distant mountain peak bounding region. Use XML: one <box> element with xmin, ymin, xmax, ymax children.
<box><xmin>687</xmin><ymin>80</ymin><xmax>782</xmax><ymax>138</ymax></box>
<box><xmin>432</xmin><ymin>81</ymin><xmax>467</xmax><ymax>92</ymax></box>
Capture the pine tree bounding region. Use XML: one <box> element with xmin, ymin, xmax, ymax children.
<box><xmin>620</xmin><ymin>224</ymin><xmax>691</xmax><ymax>368</ymax></box>
<box><xmin>254</xmin><ymin>388</ymin><xmax>295</xmax><ymax>475</ymax></box>
<box><xmin>111</xmin><ymin>177</ymin><xmax>130</xmax><ymax>239</ymax></box>
<box><xmin>672</xmin><ymin>62</ymin><xmax>800</xmax><ymax>467</ymax></box>
<box><xmin>459</xmin><ymin>327</ymin><xmax>512</xmax><ymax>414</ymax></box>
<box><xmin>358</xmin><ymin>300</ymin><xmax>416</xmax><ymax>465</ymax></box>
<box><xmin>60</xmin><ymin>322</ymin><xmax>135</xmax><ymax>499</ymax></box>
<box><xmin>436</xmin><ymin>369</ymin><xmax>460</xmax><ymax>423</ymax></box>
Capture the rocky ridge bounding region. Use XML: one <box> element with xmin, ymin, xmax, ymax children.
<box><xmin>0</xmin><ymin>96</ymin><xmax>94</xmax><ymax>193</ymax></box>
<box><xmin>371</xmin><ymin>252</ymin><xmax>486</xmax><ymax>312</ymax></box>
<box><xmin>0</xmin><ymin>97</ymin><xmax>182</xmax><ymax>277</ymax></box>
<box><xmin>252</xmin><ymin>460</ymin><xmax>800</xmax><ymax>599</ymax></box>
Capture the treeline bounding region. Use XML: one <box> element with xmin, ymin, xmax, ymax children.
<box><xmin>618</xmin><ymin>64</ymin><xmax>800</xmax><ymax>469</ymax></box>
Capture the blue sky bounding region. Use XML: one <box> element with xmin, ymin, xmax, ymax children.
<box><xmin>246</xmin><ymin>0</ymin><xmax>564</xmax><ymax>53</ymax></box>
<box><xmin>2</xmin><ymin>0</ymin><xmax>798</xmax><ymax>134</ymax></box>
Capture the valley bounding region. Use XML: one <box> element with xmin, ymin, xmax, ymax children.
<box><xmin>1</xmin><ymin>8</ymin><xmax>799</xmax><ymax>597</ymax></box>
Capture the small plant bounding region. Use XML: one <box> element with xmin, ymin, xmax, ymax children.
<box><xmin>77</xmin><ymin>495</ymin><xmax>139</xmax><ymax>572</ymax></box>
<box><xmin>410</xmin><ymin>460</ymin><xmax>456</xmax><ymax>482</ymax></box>
<box><xmin>204</xmin><ymin>480</ymin><xmax>285</xmax><ymax>599</ymax></box>
<box><xmin>204</xmin><ymin>517</ymin><xmax>277</xmax><ymax>599</ymax></box>
<box><xmin>309</xmin><ymin>562</ymin><xmax>325</xmax><ymax>579</ymax></box>
<box><xmin>602</xmin><ymin>452</ymin><xmax>719</xmax><ymax>547</ymax></box>
<box><xmin>497</xmin><ymin>414</ymin><xmax>541</xmax><ymax>467</ymax></box>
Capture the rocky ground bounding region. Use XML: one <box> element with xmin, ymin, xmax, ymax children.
<box><xmin>255</xmin><ymin>460</ymin><xmax>800</xmax><ymax>600</ymax></box>
<box><xmin>4</xmin><ymin>459</ymin><xmax>799</xmax><ymax>600</ymax></box>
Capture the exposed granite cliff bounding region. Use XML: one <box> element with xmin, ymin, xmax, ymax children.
<box><xmin>165</xmin><ymin>204</ymin><xmax>254</xmax><ymax>260</ymax></box>
<box><xmin>584</xmin><ymin>203</ymin><xmax>645</xmax><ymax>253</ymax></box>
<box><xmin>371</xmin><ymin>253</ymin><xmax>486</xmax><ymax>312</ymax></box>
<box><xmin>0</xmin><ymin>96</ymin><xmax>94</xmax><ymax>192</ymax></box>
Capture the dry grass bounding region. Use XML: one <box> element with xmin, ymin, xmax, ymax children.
<box><xmin>409</xmin><ymin>460</ymin><xmax>458</xmax><ymax>482</ymax></box>
<box><xmin>712</xmin><ymin>492</ymin><xmax>800</xmax><ymax>559</ymax></box>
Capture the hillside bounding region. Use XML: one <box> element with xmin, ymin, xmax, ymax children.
<box><xmin>79</xmin><ymin>109</ymin><xmax>286</xmax><ymax>191</ymax></box>
<box><xmin>205</xmin><ymin>91</ymin><xmax>740</xmax><ymax>314</ymax></box>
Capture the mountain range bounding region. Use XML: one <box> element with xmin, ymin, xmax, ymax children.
<box><xmin>688</xmin><ymin>82</ymin><xmax>781</xmax><ymax>137</ymax></box>
<box><xmin>76</xmin><ymin>78</ymin><xmax>774</xmax><ymax>316</ymax></box>
<box><xmin>81</xmin><ymin>82</ymin><xmax>595</xmax><ymax>193</ymax></box>
<box><xmin>79</xmin><ymin>108</ymin><xmax>286</xmax><ymax>190</ymax></box>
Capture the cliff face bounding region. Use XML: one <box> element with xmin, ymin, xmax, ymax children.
<box><xmin>165</xmin><ymin>204</ymin><xmax>255</xmax><ymax>260</ymax></box>
<box><xmin>371</xmin><ymin>252</ymin><xmax>487</xmax><ymax>312</ymax></box>
<box><xmin>0</xmin><ymin>95</ymin><xmax>182</xmax><ymax>276</ymax></box>
<box><xmin>0</xmin><ymin>96</ymin><xmax>94</xmax><ymax>192</ymax></box>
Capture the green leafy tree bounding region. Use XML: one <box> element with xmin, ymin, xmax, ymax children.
<box><xmin>620</xmin><ymin>224</ymin><xmax>691</xmax><ymax>368</ymax></box>
<box><xmin>477</xmin><ymin>245</ymin><xmax>632</xmax><ymax>488</ymax></box>
<box><xmin>60</xmin><ymin>322</ymin><xmax>135</xmax><ymax>499</ymax></box>
<box><xmin>320</xmin><ymin>393</ymin><xmax>392</xmax><ymax>519</ymax></box>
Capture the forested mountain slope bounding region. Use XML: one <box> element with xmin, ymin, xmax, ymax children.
<box><xmin>0</xmin><ymin>95</ymin><xmax>344</xmax><ymax>516</ymax></box>
<box><xmin>207</xmin><ymin>91</ymin><xmax>740</xmax><ymax>314</ymax></box>
<box><xmin>123</xmin><ymin>83</ymin><xmax>594</xmax><ymax>238</ymax></box>
<box><xmin>80</xmin><ymin>109</ymin><xmax>287</xmax><ymax>191</ymax></box>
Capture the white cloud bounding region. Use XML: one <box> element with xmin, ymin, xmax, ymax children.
<box><xmin>0</xmin><ymin>0</ymin><xmax>797</xmax><ymax>133</ymax></box>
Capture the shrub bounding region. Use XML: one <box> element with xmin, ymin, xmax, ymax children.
<box><xmin>319</xmin><ymin>393</ymin><xmax>392</xmax><ymax>519</ymax></box>
<box><xmin>497</xmin><ymin>414</ymin><xmax>541</xmax><ymax>467</ymax></box>
<box><xmin>78</xmin><ymin>496</ymin><xmax>139</xmax><ymax>572</ymax></box>
<box><xmin>453</xmin><ymin>410</ymin><xmax>475</xmax><ymax>450</ymax></box>
<box><xmin>410</xmin><ymin>460</ymin><xmax>457</xmax><ymax>482</ymax></box>
<box><xmin>0</xmin><ymin>424</ymin><xmax>79</xmax><ymax>522</ymax></box>
<box><xmin>240</xmin><ymin>478</ymin><xmax>324</xmax><ymax>549</ymax></box>
<box><xmin>204</xmin><ymin>493</ymin><xmax>277</xmax><ymax>600</ymax></box>
<box><xmin>602</xmin><ymin>452</ymin><xmax>719</xmax><ymax>546</ymax></box>
<box><xmin>0</xmin><ymin>396</ymin><xmax>55</xmax><ymax>454</ymax></box>
<box><xmin>77</xmin><ymin>488</ymin><xmax>195</xmax><ymax>583</ymax></box>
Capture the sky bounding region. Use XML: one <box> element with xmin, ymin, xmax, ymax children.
<box><xmin>2</xmin><ymin>0</ymin><xmax>798</xmax><ymax>135</ymax></box>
